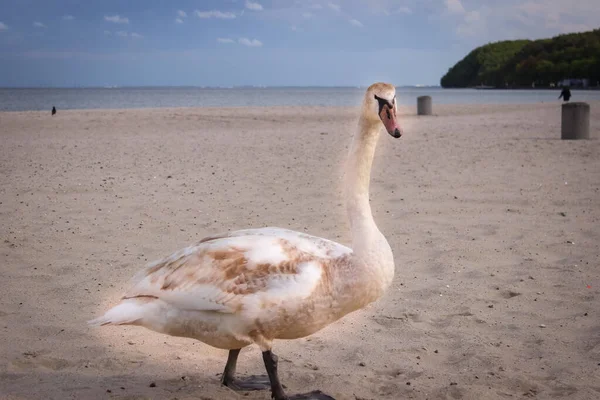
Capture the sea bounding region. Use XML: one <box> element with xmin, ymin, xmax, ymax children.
<box><xmin>1</xmin><ymin>86</ymin><xmax>600</xmax><ymax>112</ymax></box>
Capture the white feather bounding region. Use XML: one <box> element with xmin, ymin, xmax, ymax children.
<box><xmin>88</xmin><ymin>299</ymin><xmax>154</xmax><ymax>326</ymax></box>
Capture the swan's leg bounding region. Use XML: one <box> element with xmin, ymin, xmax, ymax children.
<box><xmin>262</xmin><ymin>350</ymin><xmax>335</xmax><ymax>400</ymax></box>
<box><xmin>262</xmin><ymin>350</ymin><xmax>287</xmax><ymax>399</ymax></box>
<box><xmin>221</xmin><ymin>349</ymin><xmax>241</xmax><ymax>386</ymax></box>
<box><xmin>221</xmin><ymin>349</ymin><xmax>271</xmax><ymax>391</ymax></box>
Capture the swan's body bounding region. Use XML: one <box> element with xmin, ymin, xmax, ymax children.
<box><xmin>90</xmin><ymin>82</ymin><xmax>403</xmax><ymax>400</ymax></box>
<box><xmin>91</xmin><ymin>227</ymin><xmax>391</xmax><ymax>349</ymax></box>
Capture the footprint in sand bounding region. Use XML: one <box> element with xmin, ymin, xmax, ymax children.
<box><xmin>429</xmin><ymin>308</ymin><xmax>487</xmax><ymax>329</ymax></box>
<box><xmin>372</xmin><ymin>312</ymin><xmax>423</xmax><ymax>328</ymax></box>
<box><xmin>500</xmin><ymin>290</ymin><xmax>522</xmax><ymax>299</ymax></box>
<box><xmin>12</xmin><ymin>350</ymin><xmax>72</xmax><ymax>371</ymax></box>
<box><xmin>303</xmin><ymin>337</ymin><xmax>327</xmax><ymax>352</ymax></box>
<box><xmin>375</xmin><ymin>368</ymin><xmax>423</xmax><ymax>381</ymax></box>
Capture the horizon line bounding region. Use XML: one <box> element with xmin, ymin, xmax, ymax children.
<box><xmin>0</xmin><ymin>84</ymin><xmax>443</xmax><ymax>90</ymax></box>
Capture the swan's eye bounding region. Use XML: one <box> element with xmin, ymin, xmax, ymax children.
<box><xmin>386</xmin><ymin>109</ymin><xmax>391</xmax><ymax>119</ymax></box>
<box><xmin>374</xmin><ymin>94</ymin><xmax>393</xmax><ymax>114</ymax></box>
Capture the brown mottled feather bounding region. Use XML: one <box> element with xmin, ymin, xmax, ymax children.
<box><xmin>122</xmin><ymin>229</ymin><xmax>355</xmax><ymax>318</ymax></box>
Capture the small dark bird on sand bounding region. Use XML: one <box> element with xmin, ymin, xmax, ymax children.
<box><xmin>52</xmin><ymin>106</ymin><xmax>56</xmax><ymax>116</ymax></box>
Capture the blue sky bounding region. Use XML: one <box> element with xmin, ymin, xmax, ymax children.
<box><xmin>0</xmin><ymin>0</ymin><xmax>598</xmax><ymax>87</ymax></box>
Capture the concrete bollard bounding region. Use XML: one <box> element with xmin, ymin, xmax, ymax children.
<box><xmin>417</xmin><ymin>96</ymin><xmax>432</xmax><ymax>116</ymax></box>
<box><xmin>561</xmin><ymin>102</ymin><xmax>590</xmax><ymax>140</ymax></box>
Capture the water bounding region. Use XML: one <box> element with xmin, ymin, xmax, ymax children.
<box><xmin>1</xmin><ymin>86</ymin><xmax>599</xmax><ymax>112</ymax></box>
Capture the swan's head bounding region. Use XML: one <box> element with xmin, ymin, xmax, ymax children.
<box><xmin>362</xmin><ymin>82</ymin><xmax>402</xmax><ymax>138</ymax></box>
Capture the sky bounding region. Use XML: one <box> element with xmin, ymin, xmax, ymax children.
<box><xmin>0</xmin><ymin>0</ymin><xmax>598</xmax><ymax>87</ymax></box>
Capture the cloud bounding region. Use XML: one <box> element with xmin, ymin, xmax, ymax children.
<box><xmin>245</xmin><ymin>1</ymin><xmax>263</xmax><ymax>11</ymax></box>
<box><xmin>464</xmin><ymin>10</ymin><xmax>481</xmax><ymax>23</ymax></box>
<box><xmin>217</xmin><ymin>37</ymin><xmax>262</xmax><ymax>46</ymax></box>
<box><xmin>63</xmin><ymin>15</ymin><xmax>74</xmax><ymax>21</ymax></box>
<box><xmin>310</xmin><ymin>4</ymin><xmax>323</xmax><ymax>9</ymax></box>
<box><xmin>446</xmin><ymin>0</ymin><xmax>465</xmax><ymax>14</ymax></box>
<box><xmin>456</xmin><ymin>11</ymin><xmax>482</xmax><ymax>36</ymax></box>
<box><xmin>302</xmin><ymin>12</ymin><xmax>313</xmax><ymax>18</ymax></box>
<box><xmin>396</xmin><ymin>6</ymin><xmax>412</xmax><ymax>14</ymax></box>
<box><xmin>195</xmin><ymin>10</ymin><xmax>236</xmax><ymax>19</ymax></box>
<box><xmin>0</xmin><ymin>22</ymin><xmax>8</xmax><ymax>31</ymax></box>
<box><xmin>177</xmin><ymin>10</ymin><xmax>187</xmax><ymax>18</ymax></box>
<box><xmin>33</xmin><ymin>22</ymin><xmax>46</xmax><ymax>28</ymax></box>
<box><xmin>440</xmin><ymin>0</ymin><xmax>600</xmax><ymax>42</ymax></box>
<box><xmin>418</xmin><ymin>0</ymin><xmax>595</xmax><ymax>46</ymax></box>
<box><xmin>327</xmin><ymin>3</ymin><xmax>341</xmax><ymax>12</ymax></box>
<box><xmin>175</xmin><ymin>18</ymin><xmax>184</xmax><ymax>24</ymax></box>
<box><xmin>110</xmin><ymin>31</ymin><xmax>143</xmax><ymax>38</ymax></box>
<box><xmin>105</xmin><ymin>15</ymin><xmax>129</xmax><ymax>24</ymax></box>
<box><xmin>349</xmin><ymin>19</ymin><xmax>363</xmax><ymax>27</ymax></box>
<box><xmin>238</xmin><ymin>37</ymin><xmax>263</xmax><ymax>47</ymax></box>
<box><xmin>512</xmin><ymin>0</ymin><xmax>598</xmax><ymax>33</ymax></box>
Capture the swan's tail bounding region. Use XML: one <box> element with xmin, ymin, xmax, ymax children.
<box><xmin>88</xmin><ymin>297</ymin><xmax>156</xmax><ymax>327</ymax></box>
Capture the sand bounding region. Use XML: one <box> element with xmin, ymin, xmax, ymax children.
<box><xmin>1</xmin><ymin>102</ymin><xmax>599</xmax><ymax>400</ymax></box>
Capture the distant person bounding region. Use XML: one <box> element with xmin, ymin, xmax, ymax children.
<box><xmin>51</xmin><ymin>106</ymin><xmax>57</xmax><ymax>116</ymax></box>
<box><xmin>558</xmin><ymin>87</ymin><xmax>571</xmax><ymax>102</ymax></box>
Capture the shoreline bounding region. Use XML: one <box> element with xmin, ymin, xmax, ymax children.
<box><xmin>2</xmin><ymin>101</ymin><xmax>599</xmax><ymax>118</ymax></box>
<box><xmin>3</xmin><ymin>87</ymin><xmax>600</xmax><ymax>113</ymax></box>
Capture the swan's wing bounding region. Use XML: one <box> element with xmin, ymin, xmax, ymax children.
<box><xmin>123</xmin><ymin>228</ymin><xmax>352</xmax><ymax>314</ymax></box>
<box><xmin>202</xmin><ymin>227</ymin><xmax>351</xmax><ymax>258</ymax></box>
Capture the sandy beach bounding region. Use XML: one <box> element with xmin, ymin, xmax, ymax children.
<box><xmin>1</xmin><ymin>102</ymin><xmax>599</xmax><ymax>399</ymax></box>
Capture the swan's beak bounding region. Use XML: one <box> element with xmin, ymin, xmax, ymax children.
<box><xmin>380</xmin><ymin>106</ymin><xmax>402</xmax><ymax>138</ymax></box>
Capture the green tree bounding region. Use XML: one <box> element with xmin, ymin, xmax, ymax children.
<box><xmin>440</xmin><ymin>28</ymin><xmax>600</xmax><ymax>88</ymax></box>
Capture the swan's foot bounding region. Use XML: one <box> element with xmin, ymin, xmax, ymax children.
<box><xmin>221</xmin><ymin>349</ymin><xmax>270</xmax><ymax>391</ymax></box>
<box><xmin>288</xmin><ymin>390</ymin><xmax>336</xmax><ymax>400</ymax></box>
<box><xmin>261</xmin><ymin>350</ymin><xmax>335</xmax><ymax>400</ymax></box>
<box><xmin>222</xmin><ymin>374</ymin><xmax>271</xmax><ymax>391</ymax></box>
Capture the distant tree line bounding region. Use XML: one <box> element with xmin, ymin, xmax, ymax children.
<box><xmin>440</xmin><ymin>28</ymin><xmax>600</xmax><ymax>88</ymax></box>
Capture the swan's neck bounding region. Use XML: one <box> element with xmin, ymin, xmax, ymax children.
<box><xmin>346</xmin><ymin>116</ymin><xmax>379</xmax><ymax>236</ymax></box>
<box><xmin>345</xmin><ymin>116</ymin><xmax>394</xmax><ymax>289</ymax></box>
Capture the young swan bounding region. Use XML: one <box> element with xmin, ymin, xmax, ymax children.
<box><xmin>89</xmin><ymin>82</ymin><xmax>403</xmax><ymax>400</ymax></box>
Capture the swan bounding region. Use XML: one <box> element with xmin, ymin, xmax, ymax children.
<box><xmin>89</xmin><ymin>82</ymin><xmax>403</xmax><ymax>400</ymax></box>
